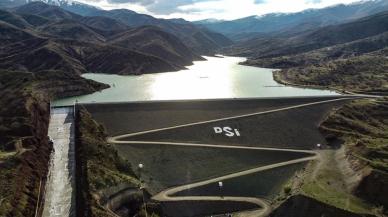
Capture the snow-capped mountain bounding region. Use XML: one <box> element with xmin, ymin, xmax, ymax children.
<box><xmin>194</xmin><ymin>18</ymin><xmax>224</xmax><ymax>24</ymax></box>
<box><xmin>0</xmin><ymin>0</ymin><xmax>101</xmax><ymax>15</ymax></box>
<box><xmin>196</xmin><ymin>0</ymin><xmax>388</xmax><ymax>40</ymax></box>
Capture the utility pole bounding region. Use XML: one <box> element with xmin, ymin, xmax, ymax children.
<box><xmin>138</xmin><ymin>163</ymin><xmax>148</xmax><ymax>217</ymax></box>
<box><xmin>218</xmin><ymin>181</ymin><xmax>223</xmax><ymax>198</ymax></box>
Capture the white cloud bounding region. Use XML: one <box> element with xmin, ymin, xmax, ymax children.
<box><xmin>76</xmin><ymin>0</ymin><xmax>149</xmax><ymax>12</ymax></box>
<box><xmin>76</xmin><ymin>0</ymin><xmax>366</xmax><ymax>21</ymax></box>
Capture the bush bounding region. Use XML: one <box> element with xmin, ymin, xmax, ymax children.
<box><xmin>284</xmin><ymin>185</ymin><xmax>292</xmax><ymax>195</ymax></box>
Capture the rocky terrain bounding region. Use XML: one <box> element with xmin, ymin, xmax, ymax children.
<box><xmin>0</xmin><ymin>69</ymin><xmax>107</xmax><ymax>216</ymax></box>
<box><xmin>76</xmin><ymin>108</ymin><xmax>162</xmax><ymax>217</ymax></box>
<box><xmin>227</xmin><ymin>11</ymin><xmax>388</xmax><ymax>95</ymax></box>
<box><xmin>0</xmin><ymin>2</ymin><xmax>212</xmax><ymax>76</ymax></box>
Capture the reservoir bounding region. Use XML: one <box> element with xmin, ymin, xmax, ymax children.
<box><xmin>54</xmin><ymin>56</ymin><xmax>338</xmax><ymax>106</ymax></box>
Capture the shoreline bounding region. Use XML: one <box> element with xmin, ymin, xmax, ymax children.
<box><xmin>272</xmin><ymin>70</ymin><xmax>365</xmax><ymax>96</ymax></box>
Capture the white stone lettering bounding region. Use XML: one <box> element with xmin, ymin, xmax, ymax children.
<box><xmin>234</xmin><ymin>129</ymin><xmax>241</xmax><ymax>137</ymax></box>
<box><xmin>213</xmin><ymin>127</ymin><xmax>223</xmax><ymax>134</ymax></box>
<box><xmin>213</xmin><ymin>127</ymin><xmax>241</xmax><ymax>137</ymax></box>
<box><xmin>223</xmin><ymin>127</ymin><xmax>234</xmax><ymax>137</ymax></box>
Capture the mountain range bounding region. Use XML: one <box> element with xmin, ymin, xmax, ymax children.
<box><xmin>196</xmin><ymin>0</ymin><xmax>388</xmax><ymax>41</ymax></box>
<box><xmin>228</xmin><ymin>10</ymin><xmax>388</xmax><ymax>94</ymax></box>
<box><xmin>1</xmin><ymin>0</ymin><xmax>387</xmax><ymax>90</ymax></box>
<box><xmin>0</xmin><ymin>0</ymin><xmax>233</xmax><ymax>54</ymax></box>
<box><xmin>0</xmin><ymin>1</ymin><xmax>232</xmax><ymax>78</ymax></box>
<box><xmin>1</xmin><ymin>0</ymin><xmax>388</xmax><ymax>217</ymax></box>
<box><xmin>225</xmin><ymin>10</ymin><xmax>388</xmax><ymax>58</ymax></box>
<box><xmin>3</xmin><ymin>0</ymin><xmax>387</xmax><ymax>45</ymax></box>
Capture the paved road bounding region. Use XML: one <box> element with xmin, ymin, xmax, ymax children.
<box><xmin>107</xmin><ymin>97</ymin><xmax>364</xmax><ymax>216</ymax></box>
<box><xmin>110</xmin><ymin>141</ymin><xmax>320</xmax><ymax>216</ymax></box>
<box><xmin>109</xmin><ymin>140</ymin><xmax>318</xmax><ymax>216</ymax></box>
<box><xmin>42</xmin><ymin>107</ymin><xmax>75</xmax><ymax>217</ymax></box>
<box><xmin>154</xmin><ymin>151</ymin><xmax>317</xmax><ymax>216</ymax></box>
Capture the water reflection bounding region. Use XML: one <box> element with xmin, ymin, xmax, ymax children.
<box><xmin>150</xmin><ymin>57</ymin><xmax>233</xmax><ymax>99</ymax></box>
<box><xmin>54</xmin><ymin>56</ymin><xmax>338</xmax><ymax>106</ymax></box>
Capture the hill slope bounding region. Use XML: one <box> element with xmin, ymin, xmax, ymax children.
<box><xmin>79</xmin><ymin>16</ymin><xmax>128</xmax><ymax>32</ymax></box>
<box><xmin>1</xmin><ymin>2</ymin><xmax>204</xmax><ymax>75</ymax></box>
<box><xmin>3</xmin><ymin>1</ymin><xmax>233</xmax><ymax>55</ymax></box>
<box><xmin>233</xmin><ymin>11</ymin><xmax>388</xmax><ymax>94</ymax></box>
<box><xmin>110</xmin><ymin>26</ymin><xmax>204</xmax><ymax>66</ymax></box>
<box><xmin>88</xmin><ymin>8</ymin><xmax>233</xmax><ymax>55</ymax></box>
<box><xmin>197</xmin><ymin>0</ymin><xmax>388</xmax><ymax>40</ymax></box>
<box><xmin>38</xmin><ymin>19</ymin><xmax>106</xmax><ymax>42</ymax></box>
<box><xmin>13</xmin><ymin>1</ymin><xmax>82</xmax><ymax>21</ymax></box>
<box><xmin>226</xmin><ymin>11</ymin><xmax>388</xmax><ymax>58</ymax></box>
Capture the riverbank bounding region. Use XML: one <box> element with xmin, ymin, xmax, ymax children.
<box><xmin>272</xmin><ymin>62</ymin><xmax>388</xmax><ymax>96</ymax></box>
<box><xmin>273</xmin><ymin>70</ymin><xmax>349</xmax><ymax>94</ymax></box>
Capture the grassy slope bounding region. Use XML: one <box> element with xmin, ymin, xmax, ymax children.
<box><xmin>299</xmin><ymin>98</ymin><xmax>388</xmax><ymax>214</ymax></box>
<box><xmin>300</xmin><ymin>151</ymin><xmax>373</xmax><ymax>214</ymax></box>
<box><xmin>273</xmin><ymin>50</ymin><xmax>388</xmax><ymax>94</ymax></box>
<box><xmin>263</xmin><ymin>99</ymin><xmax>388</xmax><ymax>215</ymax></box>
<box><xmin>77</xmin><ymin>108</ymin><xmax>161</xmax><ymax>217</ymax></box>
<box><xmin>269</xmin><ymin>98</ymin><xmax>388</xmax><ymax>215</ymax></box>
<box><xmin>320</xmin><ymin>99</ymin><xmax>388</xmax><ymax>172</ymax></box>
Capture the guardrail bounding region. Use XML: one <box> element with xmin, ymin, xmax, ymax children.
<box><xmin>34</xmin><ymin>178</ymin><xmax>42</xmax><ymax>217</ymax></box>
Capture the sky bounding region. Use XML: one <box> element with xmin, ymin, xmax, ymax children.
<box><xmin>75</xmin><ymin>0</ymin><xmax>366</xmax><ymax>21</ymax></box>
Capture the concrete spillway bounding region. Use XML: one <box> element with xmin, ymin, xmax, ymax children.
<box><xmin>42</xmin><ymin>107</ymin><xmax>75</xmax><ymax>217</ymax></box>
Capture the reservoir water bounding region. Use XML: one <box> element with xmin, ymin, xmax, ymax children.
<box><xmin>54</xmin><ymin>56</ymin><xmax>338</xmax><ymax>106</ymax></box>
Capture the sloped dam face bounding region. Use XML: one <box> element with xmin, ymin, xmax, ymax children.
<box><xmin>49</xmin><ymin>56</ymin><xmax>344</xmax><ymax>217</ymax></box>
<box><xmin>42</xmin><ymin>107</ymin><xmax>75</xmax><ymax>217</ymax></box>
<box><xmin>80</xmin><ymin>96</ymin><xmax>354</xmax><ymax>217</ymax></box>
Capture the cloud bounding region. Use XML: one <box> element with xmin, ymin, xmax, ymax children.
<box><xmin>107</xmin><ymin>0</ymin><xmax>155</xmax><ymax>5</ymax></box>
<box><xmin>148</xmin><ymin>0</ymin><xmax>206</xmax><ymax>14</ymax></box>
<box><xmin>306</xmin><ymin>0</ymin><xmax>322</xmax><ymax>3</ymax></box>
<box><xmin>77</xmin><ymin>0</ymin><xmax>364</xmax><ymax>21</ymax></box>
<box><xmin>103</xmin><ymin>0</ymin><xmax>216</xmax><ymax>14</ymax></box>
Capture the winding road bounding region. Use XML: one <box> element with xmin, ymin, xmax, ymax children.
<box><xmin>107</xmin><ymin>96</ymin><xmax>361</xmax><ymax>216</ymax></box>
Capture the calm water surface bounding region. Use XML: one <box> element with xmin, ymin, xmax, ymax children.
<box><xmin>54</xmin><ymin>56</ymin><xmax>338</xmax><ymax>106</ymax></box>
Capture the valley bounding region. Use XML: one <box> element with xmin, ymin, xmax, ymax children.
<box><xmin>0</xmin><ymin>0</ymin><xmax>387</xmax><ymax>217</ymax></box>
<box><xmin>225</xmin><ymin>11</ymin><xmax>388</xmax><ymax>95</ymax></box>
